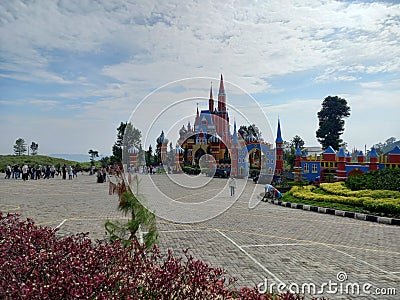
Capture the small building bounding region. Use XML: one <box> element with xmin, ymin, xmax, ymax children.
<box><xmin>296</xmin><ymin>145</ymin><xmax>400</xmax><ymax>182</ymax></box>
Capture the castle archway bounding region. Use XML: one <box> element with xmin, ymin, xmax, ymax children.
<box><xmin>194</xmin><ymin>148</ymin><xmax>206</xmax><ymax>165</ymax></box>
<box><xmin>234</xmin><ymin>142</ymin><xmax>276</xmax><ymax>180</ymax></box>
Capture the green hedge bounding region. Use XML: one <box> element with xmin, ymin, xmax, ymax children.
<box><xmin>345</xmin><ymin>168</ymin><xmax>400</xmax><ymax>191</ymax></box>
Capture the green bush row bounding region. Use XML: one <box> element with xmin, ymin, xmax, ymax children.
<box><xmin>288</xmin><ymin>185</ymin><xmax>400</xmax><ymax>215</ymax></box>
<box><xmin>345</xmin><ymin>168</ymin><xmax>400</xmax><ymax>191</ymax></box>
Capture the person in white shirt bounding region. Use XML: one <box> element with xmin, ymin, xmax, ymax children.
<box><xmin>229</xmin><ymin>177</ymin><xmax>237</xmax><ymax>196</ymax></box>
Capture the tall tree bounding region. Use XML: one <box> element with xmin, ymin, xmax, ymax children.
<box><xmin>88</xmin><ymin>149</ymin><xmax>99</xmax><ymax>166</ymax></box>
<box><xmin>145</xmin><ymin>145</ymin><xmax>153</xmax><ymax>166</ymax></box>
<box><xmin>30</xmin><ymin>142</ymin><xmax>39</xmax><ymax>155</ymax></box>
<box><xmin>316</xmin><ymin>96</ymin><xmax>350</xmax><ymax>150</ymax></box>
<box><xmin>13</xmin><ymin>138</ymin><xmax>27</xmax><ymax>156</ymax></box>
<box><xmin>238</xmin><ymin>124</ymin><xmax>262</xmax><ymax>139</ymax></box>
<box><xmin>111</xmin><ymin>122</ymin><xmax>142</xmax><ymax>163</ymax></box>
<box><xmin>290</xmin><ymin>135</ymin><xmax>305</xmax><ymax>149</ymax></box>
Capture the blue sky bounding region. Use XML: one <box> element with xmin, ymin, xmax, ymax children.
<box><xmin>1</xmin><ymin>0</ymin><xmax>399</xmax><ymax>156</ymax></box>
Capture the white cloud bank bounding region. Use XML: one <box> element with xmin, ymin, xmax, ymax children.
<box><xmin>0</xmin><ymin>0</ymin><xmax>399</xmax><ymax>154</ymax></box>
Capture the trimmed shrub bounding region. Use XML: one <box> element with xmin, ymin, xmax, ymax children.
<box><xmin>345</xmin><ymin>168</ymin><xmax>400</xmax><ymax>191</ymax></box>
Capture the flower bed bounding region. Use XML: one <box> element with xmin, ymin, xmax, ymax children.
<box><xmin>0</xmin><ymin>213</ymin><xmax>323</xmax><ymax>299</ymax></box>
<box><xmin>288</xmin><ymin>184</ymin><xmax>400</xmax><ymax>215</ymax></box>
<box><xmin>320</xmin><ymin>182</ymin><xmax>400</xmax><ymax>199</ymax></box>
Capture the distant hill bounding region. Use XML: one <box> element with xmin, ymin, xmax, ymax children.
<box><xmin>48</xmin><ymin>154</ymin><xmax>109</xmax><ymax>162</ymax></box>
<box><xmin>0</xmin><ymin>155</ymin><xmax>97</xmax><ymax>172</ymax></box>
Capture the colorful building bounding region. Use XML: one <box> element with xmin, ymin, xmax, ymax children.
<box><xmin>150</xmin><ymin>74</ymin><xmax>284</xmax><ymax>179</ymax></box>
<box><xmin>296</xmin><ymin>145</ymin><xmax>400</xmax><ymax>182</ymax></box>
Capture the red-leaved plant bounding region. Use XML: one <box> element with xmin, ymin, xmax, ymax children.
<box><xmin>0</xmin><ymin>212</ymin><xmax>327</xmax><ymax>299</ymax></box>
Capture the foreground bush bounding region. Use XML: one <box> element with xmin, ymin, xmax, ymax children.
<box><xmin>1</xmin><ymin>213</ymin><xmax>322</xmax><ymax>299</ymax></box>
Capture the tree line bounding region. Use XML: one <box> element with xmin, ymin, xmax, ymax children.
<box><xmin>12</xmin><ymin>138</ymin><xmax>39</xmax><ymax>156</ymax></box>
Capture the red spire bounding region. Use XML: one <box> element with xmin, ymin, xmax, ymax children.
<box><xmin>209</xmin><ymin>82</ymin><xmax>213</xmax><ymax>100</ymax></box>
<box><xmin>218</xmin><ymin>74</ymin><xmax>225</xmax><ymax>95</ymax></box>
<box><xmin>218</xmin><ymin>73</ymin><xmax>226</xmax><ymax>112</ymax></box>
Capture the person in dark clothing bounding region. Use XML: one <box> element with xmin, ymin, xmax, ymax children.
<box><xmin>62</xmin><ymin>164</ymin><xmax>67</xmax><ymax>180</ymax></box>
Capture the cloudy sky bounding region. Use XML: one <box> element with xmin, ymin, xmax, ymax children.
<box><xmin>1</xmin><ymin>0</ymin><xmax>399</xmax><ymax>156</ymax></box>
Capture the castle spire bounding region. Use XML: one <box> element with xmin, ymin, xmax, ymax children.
<box><xmin>208</xmin><ymin>82</ymin><xmax>214</xmax><ymax>112</ymax></box>
<box><xmin>275</xmin><ymin>118</ymin><xmax>283</xmax><ymax>143</ymax></box>
<box><xmin>194</xmin><ymin>103</ymin><xmax>199</xmax><ymax>131</ymax></box>
<box><xmin>218</xmin><ymin>73</ymin><xmax>226</xmax><ymax>112</ymax></box>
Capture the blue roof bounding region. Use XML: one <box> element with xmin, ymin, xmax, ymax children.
<box><xmin>358</xmin><ymin>151</ymin><xmax>364</xmax><ymax>156</ymax></box>
<box><xmin>324</xmin><ymin>146</ymin><xmax>336</xmax><ymax>154</ymax></box>
<box><xmin>368</xmin><ymin>147</ymin><xmax>378</xmax><ymax>158</ymax></box>
<box><xmin>295</xmin><ymin>147</ymin><xmax>302</xmax><ymax>156</ymax></box>
<box><xmin>337</xmin><ymin>148</ymin><xmax>346</xmax><ymax>157</ymax></box>
<box><xmin>275</xmin><ymin>119</ymin><xmax>283</xmax><ymax>143</ymax></box>
<box><xmin>390</xmin><ymin>145</ymin><xmax>400</xmax><ymax>154</ymax></box>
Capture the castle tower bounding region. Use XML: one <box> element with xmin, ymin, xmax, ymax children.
<box><xmin>208</xmin><ymin>83</ymin><xmax>214</xmax><ymax>112</ymax></box>
<box><xmin>336</xmin><ymin>148</ymin><xmax>347</xmax><ymax>181</ymax></box>
<box><xmin>358</xmin><ymin>151</ymin><xmax>364</xmax><ymax>163</ymax></box>
<box><xmin>368</xmin><ymin>147</ymin><xmax>379</xmax><ymax>171</ymax></box>
<box><xmin>230</xmin><ymin>121</ymin><xmax>239</xmax><ymax>177</ymax></box>
<box><xmin>128</xmin><ymin>146</ymin><xmax>139</xmax><ymax>168</ymax></box>
<box><xmin>294</xmin><ymin>147</ymin><xmax>302</xmax><ymax>181</ymax></box>
<box><xmin>217</xmin><ymin>74</ymin><xmax>226</xmax><ymax>112</ymax></box>
<box><xmin>275</xmin><ymin>119</ymin><xmax>284</xmax><ymax>176</ymax></box>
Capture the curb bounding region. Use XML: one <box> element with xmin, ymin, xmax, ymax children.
<box><xmin>267</xmin><ymin>199</ymin><xmax>400</xmax><ymax>226</ymax></box>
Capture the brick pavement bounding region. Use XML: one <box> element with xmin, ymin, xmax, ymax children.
<box><xmin>0</xmin><ymin>172</ymin><xmax>399</xmax><ymax>299</ymax></box>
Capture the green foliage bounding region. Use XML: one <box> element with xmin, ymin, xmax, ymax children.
<box><xmin>100</xmin><ymin>156</ymin><xmax>110</xmax><ymax>168</ymax></box>
<box><xmin>345</xmin><ymin>168</ymin><xmax>400</xmax><ymax>191</ymax></box>
<box><xmin>30</xmin><ymin>142</ymin><xmax>39</xmax><ymax>155</ymax></box>
<box><xmin>111</xmin><ymin>122</ymin><xmax>142</xmax><ymax>164</ymax></box>
<box><xmin>0</xmin><ymin>154</ymin><xmax>97</xmax><ymax>172</ymax></box>
<box><xmin>373</xmin><ymin>137</ymin><xmax>398</xmax><ymax>155</ymax></box>
<box><xmin>287</xmin><ymin>183</ymin><xmax>400</xmax><ymax>216</ymax></box>
<box><xmin>238</xmin><ymin>124</ymin><xmax>262</xmax><ymax>139</ymax></box>
<box><xmin>290</xmin><ymin>135</ymin><xmax>305</xmax><ymax>149</ymax></box>
<box><xmin>13</xmin><ymin>138</ymin><xmax>27</xmax><ymax>156</ymax></box>
<box><xmin>316</xmin><ymin>96</ymin><xmax>350</xmax><ymax>150</ymax></box>
<box><xmin>88</xmin><ymin>149</ymin><xmax>99</xmax><ymax>166</ymax></box>
<box><xmin>111</xmin><ymin>122</ymin><xmax>142</xmax><ymax>163</ymax></box>
<box><xmin>105</xmin><ymin>176</ymin><xmax>158</xmax><ymax>248</ymax></box>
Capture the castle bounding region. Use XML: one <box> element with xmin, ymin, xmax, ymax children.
<box><xmin>149</xmin><ymin>74</ymin><xmax>284</xmax><ymax>178</ymax></box>
<box><xmin>129</xmin><ymin>73</ymin><xmax>399</xmax><ymax>182</ymax></box>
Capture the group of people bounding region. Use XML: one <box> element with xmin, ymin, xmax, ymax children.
<box><xmin>4</xmin><ymin>164</ymin><xmax>78</xmax><ymax>180</ymax></box>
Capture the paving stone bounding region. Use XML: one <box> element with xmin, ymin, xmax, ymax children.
<box><xmin>0</xmin><ymin>173</ymin><xmax>398</xmax><ymax>299</ymax></box>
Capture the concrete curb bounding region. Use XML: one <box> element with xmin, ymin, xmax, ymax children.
<box><xmin>268</xmin><ymin>199</ymin><xmax>400</xmax><ymax>226</ymax></box>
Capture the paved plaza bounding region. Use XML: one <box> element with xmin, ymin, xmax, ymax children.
<box><xmin>0</xmin><ymin>173</ymin><xmax>399</xmax><ymax>299</ymax></box>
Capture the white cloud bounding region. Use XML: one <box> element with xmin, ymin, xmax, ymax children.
<box><xmin>1</xmin><ymin>0</ymin><xmax>399</xmax><ymax>154</ymax></box>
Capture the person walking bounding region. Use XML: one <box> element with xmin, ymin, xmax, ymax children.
<box><xmin>68</xmin><ymin>166</ymin><xmax>73</xmax><ymax>180</ymax></box>
<box><xmin>22</xmin><ymin>164</ymin><xmax>29</xmax><ymax>181</ymax></box>
<box><xmin>5</xmin><ymin>165</ymin><xmax>11</xmax><ymax>179</ymax></box>
<box><xmin>229</xmin><ymin>177</ymin><xmax>236</xmax><ymax>197</ymax></box>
